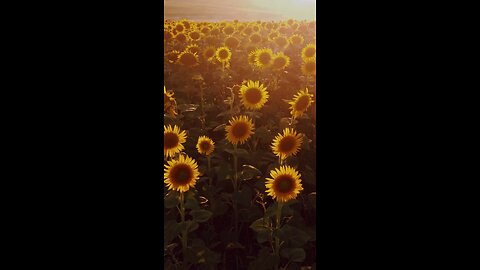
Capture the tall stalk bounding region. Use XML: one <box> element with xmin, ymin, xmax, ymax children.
<box><xmin>179</xmin><ymin>192</ymin><xmax>188</xmax><ymax>269</ymax></box>
<box><xmin>232</xmin><ymin>143</ymin><xmax>239</xmax><ymax>240</ymax></box>
<box><xmin>274</xmin><ymin>201</ymin><xmax>284</xmax><ymax>270</ymax></box>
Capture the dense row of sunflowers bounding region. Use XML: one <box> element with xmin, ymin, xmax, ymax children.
<box><xmin>164</xmin><ymin>18</ymin><xmax>316</xmax><ymax>270</ymax></box>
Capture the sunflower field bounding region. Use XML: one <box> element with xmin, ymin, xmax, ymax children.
<box><xmin>164</xmin><ymin>19</ymin><xmax>316</xmax><ymax>270</ymax></box>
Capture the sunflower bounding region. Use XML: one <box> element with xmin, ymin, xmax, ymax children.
<box><xmin>289</xmin><ymin>34</ymin><xmax>304</xmax><ymax>46</ymax></box>
<box><xmin>164</xmin><ymin>30</ymin><xmax>173</xmax><ymax>41</ymax></box>
<box><xmin>271</xmin><ymin>52</ymin><xmax>290</xmax><ymax>70</ymax></box>
<box><xmin>301</xmin><ymin>43</ymin><xmax>316</xmax><ymax>61</ymax></box>
<box><xmin>271</xmin><ymin>128</ymin><xmax>303</xmax><ymax>160</ymax></box>
<box><xmin>239</xmin><ymin>80</ymin><xmax>269</xmax><ymax>110</ymax></box>
<box><xmin>225</xmin><ymin>115</ymin><xmax>255</xmax><ymax>145</ymax></box>
<box><xmin>175</xmin><ymin>23</ymin><xmax>184</xmax><ymax>33</ymax></box>
<box><xmin>288</xmin><ymin>88</ymin><xmax>315</xmax><ymax>119</ymax></box>
<box><xmin>177</xmin><ymin>51</ymin><xmax>199</xmax><ymax>67</ymax></box>
<box><xmin>202</xmin><ymin>46</ymin><xmax>216</xmax><ymax>61</ymax></box>
<box><xmin>222</xmin><ymin>25</ymin><xmax>235</xmax><ymax>35</ymax></box>
<box><xmin>188</xmin><ymin>30</ymin><xmax>201</xmax><ymax>41</ymax></box>
<box><xmin>224</xmin><ymin>36</ymin><xmax>240</xmax><ymax>50</ymax></box>
<box><xmin>215</xmin><ymin>46</ymin><xmax>232</xmax><ymax>66</ymax></box>
<box><xmin>164</xmin><ymin>125</ymin><xmax>187</xmax><ymax>158</ymax></box>
<box><xmin>301</xmin><ymin>58</ymin><xmax>316</xmax><ymax>76</ymax></box>
<box><xmin>166</xmin><ymin>50</ymin><xmax>181</xmax><ymax>63</ymax></box>
<box><xmin>247</xmin><ymin>50</ymin><xmax>257</xmax><ymax>67</ymax></box>
<box><xmin>164</xmin><ymin>154</ymin><xmax>200</xmax><ymax>193</ymax></box>
<box><xmin>254</xmin><ymin>48</ymin><xmax>273</xmax><ymax>68</ymax></box>
<box><xmin>175</xmin><ymin>33</ymin><xmax>188</xmax><ymax>43</ymax></box>
<box><xmin>265</xmin><ymin>166</ymin><xmax>303</xmax><ymax>203</ymax></box>
<box><xmin>274</xmin><ymin>36</ymin><xmax>288</xmax><ymax>49</ymax></box>
<box><xmin>164</xmin><ymin>86</ymin><xmax>177</xmax><ymax>117</ymax></box>
<box><xmin>249</xmin><ymin>33</ymin><xmax>262</xmax><ymax>44</ymax></box>
<box><xmin>185</xmin><ymin>44</ymin><xmax>200</xmax><ymax>55</ymax></box>
<box><xmin>196</xmin><ymin>136</ymin><xmax>215</xmax><ymax>156</ymax></box>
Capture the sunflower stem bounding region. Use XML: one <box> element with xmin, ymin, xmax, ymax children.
<box><xmin>232</xmin><ymin>143</ymin><xmax>239</xmax><ymax>240</ymax></box>
<box><xmin>274</xmin><ymin>201</ymin><xmax>284</xmax><ymax>270</ymax></box>
<box><xmin>179</xmin><ymin>192</ymin><xmax>188</xmax><ymax>269</ymax></box>
<box><xmin>207</xmin><ymin>155</ymin><xmax>212</xmax><ymax>185</ymax></box>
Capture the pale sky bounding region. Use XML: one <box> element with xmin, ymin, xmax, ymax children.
<box><xmin>164</xmin><ymin>0</ymin><xmax>316</xmax><ymax>21</ymax></box>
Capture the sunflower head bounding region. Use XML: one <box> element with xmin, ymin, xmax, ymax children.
<box><xmin>274</xmin><ymin>36</ymin><xmax>288</xmax><ymax>48</ymax></box>
<box><xmin>175</xmin><ymin>23</ymin><xmax>185</xmax><ymax>33</ymax></box>
<box><xmin>177</xmin><ymin>51</ymin><xmax>199</xmax><ymax>67</ymax></box>
<box><xmin>271</xmin><ymin>52</ymin><xmax>290</xmax><ymax>70</ymax></box>
<box><xmin>239</xmin><ymin>80</ymin><xmax>269</xmax><ymax>110</ymax></box>
<box><xmin>164</xmin><ymin>86</ymin><xmax>178</xmax><ymax>117</ymax></box>
<box><xmin>166</xmin><ymin>50</ymin><xmax>181</xmax><ymax>63</ymax></box>
<box><xmin>271</xmin><ymin>128</ymin><xmax>303</xmax><ymax>160</ymax></box>
<box><xmin>176</xmin><ymin>32</ymin><xmax>189</xmax><ymax>43</ymax></box>
<box><xmin>164</xmin><ymin>30</ymin><xmax>173</xmax><ymax>41</ymax></box>
<box><xmin>224</xmin><ymin>36</ymin><xmax>240</xmax><ymax>50</ymax></box>
<box><xmin>225</xmin><ymin>115</ymin><xmax>255</xmax><ymax>145</ymax></box>
<box><xmin>164</xmin><ymin>125</ymin><xmax>187</xmax><ymax>158</ymax></box>
<box><xmin>215</xmin><ymin>46</ymin><xmax>232</xmax><ymax>65</ymax></box>
<box><xmin>254</xmin><ymin>48</ymin><xmax>273</xmax><ymax>68</ymax></box>
<box><xmin>202</xmin><ymin>46</ymin><xmax>216</xmax><ymax>61</ymax></box>
<box><xmin>249</xmin><ymin>33</ymin><xmax>262</xmax><ymax>44</ymax></box>
<box><xmin>301</xmin><ymin>58</ymin><xmax>316</xmax><ymax>76</ymax></box>
<box><xmin>223</xmin><ymin>25</ymin><xmax>235</xmax><ymax>35</ymax></box>
<box><xmin>301</xmin><ymin>43</ymin><xmax>316</xmax><ymax>61</ymax></box>
<box><xmin>289</xmin><ymin>34</ymin><xmax>304</xmax><ymax>46</ymax></box>
<box><xmin>164</xmin><ymin>154</ymin><xmax>200</xmax><ymax>193</ymax></box>
<box><xmin>196</xmin><ymin>136</ymin><xmax>215</xmax><ymax>156</ymax></box>
<box><xmin>188</xmin><ymin>30</ymin><xmax>201</xmax><ymax>41</ymax></box>
<box><xmin>265</xmin><ymin>165</ymin><xmax>303</xmax><ymax>203</ymax></box>
<box><xmin>185</xmin><ymin>44</ymin><xmax>200</xmax><ymax>55</ymax></box>
<box><xmin>288</xmin><ymin>88</ymin><xmax>315</xmax><ymax>119</ymax></box>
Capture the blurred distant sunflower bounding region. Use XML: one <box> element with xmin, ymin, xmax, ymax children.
<box><xmin>271</xmin><ymin>128</ymin><xmax>303</xmax><ymax>160</ymax></box>
<box><xmin>188</xmin><ymin>30</ymin><xmax>201</xmax><ymax>41</ymax></box>
<box><xmin>202</xmin><ymin>46</ymin><xmax>216</xmax><ymax>61</ymax></box>
<box><xmin>288</xmin><ymin>88</ymin><xmax>315</xmax><ymax>119</ymax></box>
<box><xmin>175</xmin><ymin>23</ymin><xmax>184</xmax><ymax>33</ymax></box>
<box><xmin>164</xmin><ymin>30</ymin><xmax>173</xmax><ymax>41</ymax></box>
<box><xmin>243</xmin><ymin>26</ymin><xmax>253</xmax><ymax>36</ymax></box>
<box><xmin>248</xmin><ymin>50</ymin><xmax>257</xmax><ymax>67</ymax></box>
<box><xmin>166</xmin><ymin>50</ymin><xmax>180</xmax><ymax>63</ymax></box>
<box><xmin>254</xmin><ymin>48</ymin><xmax>273</xmax><ymax>68</ymax></box>
<box><xmin>289</xmin><ymin>34</ymin><xmax>304</xmax><ymax>46</ymax></box>
<box><xmin>185</xmin><ymin>44</ymin><xmax>200</xmax><ymax>55</ymax></box>
<box><xmin>271</xmin><ymin>52</ymin><xmax>290</xmax><ymax>70</ymax></box>
<box><xmin>239</xmin><ymin>80</ymin><xmax>269</xmax><ymax>110</ymax></box>
<box><xmin>215</xmin><ymin>46</ymin><xmax>232</xmax><ymax>66</ymax></box>
<box><xmin>196</xmin><ymin>136</ymin><xmax>215</xmax><ymax>156</ymax></box>
<box><xmin>164</xmin><ymin>86</ymin><xmax>177</xmax><ymax>117</ymax></box>
<box><xmin>175</xmin><ymin>33</ymin><xmax>188</xmax><ymax>43</ymax></box>
<box><xmin>177</xmin><ymin>51</ymin><xmax>199</xmax><ymax>67</ymax></box>
<box><xmin>301</xmin><ymin>58</ymin><xmax>316</xmax><ymax>76</ymax></box>
<box><xmin>164</xmin><ymin>154</ymin><xmax>200</xmax><ymax>193</ymax></box>
<box><xmin>274</xmin><ymin>36</ymin><xmax>288</xmax><ymax>48</ymax></box>
<box><xmin>224</xmin><ymin>36</ymin><xmax>240</xmax><ymax>50</ymax></box>
<box><xmin>181</xmin><ymin>20</ymin><xmax>191</xmax><ymax>30</ymax></box>
<box><xmin>225</xmin><ymin>115</ymin><xmax>255</xmax><ymax>145</ymax></box>
<box><xmin>210</xmin><ymin>27</ymin><xmax>220</xmax><ymax>36</ymax></box>
<box><xmin>223</xmin><ymin>25</ymin><xmax>235</xmax><ymax>35</ymax></box>
<box><xmin>301</xmin><ymin>43</ymin><xmax>316</xmax><ymax>61</ymax></box>
<box><xmin>164</xmin><ymin>125</ymin><xmax>187</xmax><ymax>158</ymax></box>
<box><xmin>265</xmin><ymin>165</ymin><xmax>303</xmax><ymax>203</ymax></box>
<box><xmin>200</xmin><ymin>26</ymin><xmax>210</xmax><ymax>34</ymax></box>
<box><xmin>268</xmin><ymin>31</ymin><xmax>279</xmax><ymax>41</ymax></box>
<box><xmin>249</xmin><ymin>33</ymin><xmax>262</xmax><ymax>44</ymax></box>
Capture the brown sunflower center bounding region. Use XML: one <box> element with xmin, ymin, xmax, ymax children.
<box><xmin>176</xmin><ymin>34</ymin><xmax>186</xmax><ymax>42</ymax></box>
<box><xmin>180</xmin><ymin>53</ymin><xmax>197</xmax><ymax>66</ymax></box>
<box><xmin>292</xmin><ymin>36</ymin><xmax>301</xmax><ymax>44</ymax></box>
<box><xmin>244</xmin><ymin>88</ymin><xmax>262</xmax><ymax>104</ymax></box>
<box><xmin>200</xmin><ymin>141</ymin><xmax>211</xmax><ymax>151</ymax></box>
<box><xmin>305</xmin><ymin>47</ymin><xmax>315</xmax><ymax>57</ymax></box>
<box><xmin>273</xmin><ymin>57</ymin><xmax>287</xmax><ymax>68</ymax></box>
<box><xmin>189</xmin><ymin>31</ymin><xmax>200</xmax><ymax>40</ymax></box>
<box><xmin>274</xmin><ymin>174</ymin><xmax>295</xmax><ymax>193</ymax></box>
<box><xmin>164</xmin><ymin>132</ymin><xmax>179</xmax><ymax>149</ymax></box>
<box><xmin>250</xmin><ymin>34</ymin><xmax>261</xmax><ymax>43</ymax></box>
<box><xmin>204</xmin><ymin>49</ymin><xmax>214</xmax><ymax>58</ymax></box>
<box><xmin>231</xmin><ymin>122</ymin><xmax>249</xmax><ymax>138</ymax></box>
<box><xmin>295</xmin><ymin>96</ymin><xmax>310</xmax><ymax>111</ymax></box>
<box><xmin>278</xmin><ymin>135</ymin><xmax>296</xmax><ymax>153</ymax></box>
<box><xmin>218</xmin><ymin>49</ymin><xmax>229</xmax><ymax>59</ymax></box>
<box><xmin>306</xmin><ymin>63</ymin><xmax>316</xmax><ymax>73</ymax></box>
<box><xmin>258</xmin><ymin>53</ymin><xmax>271</xmax><ymax>65</ymax></box>
<box><xmin>225</xmin><ymin>37</ymin><xmax>239</xmax><ymax>48</ymax></box>
<box><xmin>170</xmin><ymin>164</ymin><xmax>193</xmax><ymax>185</ymax></box>
<box><xmin>224</xmin><ymin>27</ymin><xmax>234</xmax><ymax>35</ymax></box>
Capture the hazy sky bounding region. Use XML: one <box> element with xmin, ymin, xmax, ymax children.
<box><xmin>164</xmin><ymin>0</ymin><xmax>316</xmax><ymax>21</ymax></box>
